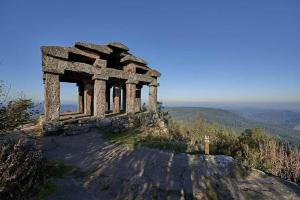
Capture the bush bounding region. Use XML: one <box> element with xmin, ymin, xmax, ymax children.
<box><xmin>0</xmin><ymin>81</ymin><xmax>35</xmax><ymax>132</ymax></box>
<box><xmin>0</xmin><ymin>134</ymin><xmax>45</xmax><ymax>200</ymax></box>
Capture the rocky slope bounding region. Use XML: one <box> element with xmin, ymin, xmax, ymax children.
<box><xmin>40</xmin><ymin>130</ymin><xmax>300</xmax><ymax>200</ymax></box>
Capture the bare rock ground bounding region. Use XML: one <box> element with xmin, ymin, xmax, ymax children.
<box><xmin>42</xmin><ymin>129</ymin><xmax>300</xmax><ymax>200</ymax></box>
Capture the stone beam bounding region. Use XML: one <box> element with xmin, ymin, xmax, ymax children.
<box><xmin>42</xmin><ymin>55</ymin><xmax>100</xmax><ymax>75</ymax></box>
<box><xmin>44</xmin><ymin>73</ymin><xmax>60</xmax><ymax>121</ymax></box>
<box><xmin>99</xmin><ymin>68</ymin><xmax>155</xmax><ymax>83</ymax></box>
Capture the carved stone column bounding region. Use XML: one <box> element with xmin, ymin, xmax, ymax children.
<box><xmin>135</xmin><ymin>85</ymin><xmax>142</xmax><ymax>113</ymax></box>
<box><xmin>113</xmin><ymin>86</ymin><xmax>121</xmax><ymax>114</ymax></box>
<box><xmin>77</xmin><ymin>83</ymin><xmax>84</xmax><ymax>113</ymax></box>
<box><xmin>106</xmin><ymin>84</ymin><xmax>111</xmax><ymax>113</ymax></box>
<box><xmin>44</xmin><ymin>73</ymin><xmax>60</xmax><ymax>121</ymax></box>
<box><xmin>126</xmin><ymin>80</ymin><xmax>137</xmax><ymax>114</ymax></box>
<box><xmin>93</xmin><ymin>75</ymin><xmax>108</xmax><ymax>118</ymax></box>
<box><xmin>122</xmin><ymin>86</ymin><xmax>126</xmax><ymax>112</ymax></box>
<box><xmin>84</xmin><ymin>82</ymin><xmax>93</xmax><ymax>115</ymax></box>
<box><xmin>149</xmin><ymin>82</ymin><xmax>158</xmax><ymax>112</ymax></box>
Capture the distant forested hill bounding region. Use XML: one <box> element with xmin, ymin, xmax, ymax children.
<box><xmin>166</xmin><ymin>107</ymin><xmax>300</xmax><ymax>146</ymax></box>
<box><xmin>232</xmin><ymin>109</ymin><xmax>300</xmax><ymax>129</ymax></box>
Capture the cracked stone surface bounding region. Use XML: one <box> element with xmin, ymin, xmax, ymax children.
<box><xmin>42</xmin><ymin>130</ymin><xmax>300</xmax><ymax>200</ymax></box>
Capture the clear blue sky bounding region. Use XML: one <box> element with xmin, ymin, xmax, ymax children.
<box><xmin>0</xmin><ymin>0</ymin><xmax>300</xmax><ymax>108</ymax></box>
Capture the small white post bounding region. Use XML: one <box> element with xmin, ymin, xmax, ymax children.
<box><xmin>204</xmin><ymin>135</ymin><xmax>210</xmax><ymax>155</ymax></box>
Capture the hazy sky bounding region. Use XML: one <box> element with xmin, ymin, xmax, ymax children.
<box><xmin>0</xmin><ymin>0</ymin><xmax>299</xmax><ymax>108</ymax></box>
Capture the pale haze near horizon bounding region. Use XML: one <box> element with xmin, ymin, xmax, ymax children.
<box><xmin>0</xmin><ymin>0</ymin><xmax>300</xmax><ymax>110</ymax></box>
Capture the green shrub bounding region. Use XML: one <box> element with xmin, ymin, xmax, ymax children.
<box><xmin>0</xmin><ymin>81</ymin><xmax>35</xmax><ymax>132</ymax></box>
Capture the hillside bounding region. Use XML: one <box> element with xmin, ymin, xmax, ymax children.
<box><xmin>233</xmin><ymin>109</ymin><xmax>300</xmax><ymax>129</ymax></box>
<box><xmin>166</xmin><ymin>107</ymin><xmax>300</xmax><ymax>146</ymax></box>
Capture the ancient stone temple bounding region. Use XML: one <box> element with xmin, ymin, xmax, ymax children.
<box><xmin>41</xmin><ymin>42</ymin><xmax>160</xmax><ymax>126</ymax></box>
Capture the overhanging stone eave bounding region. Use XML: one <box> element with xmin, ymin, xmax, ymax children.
<box><xmin>120</xmin><ymin>55</ymin><xmax>148</xmax><ymax>65</ymax></box>
<box><xmin>75</xmin><ymin>42</ymin><xmax>113</xmax><ymax>55</ymax></box>
<box><xmin>41</xmin><ymin>46</ymin><xmax>100</xmax><ymax>62</ymax></box>
<box><xmin>107</xmin><ymin>42</ymin><xmax>129</xmax><ymax>51</ymax></box>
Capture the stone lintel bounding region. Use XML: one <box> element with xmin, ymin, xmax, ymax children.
<box><xmin>99</xmin><ymin>68</ymin><xmax>154</xmax><ymax>83</ymax></box>
<box><xmin>41</xmin><ymin>46</ymin><xmax>69</xmax><ymax>59</ymax></box>
<box><xmin>107</xmin><ymin>42</ymin><xmax>129</xmax><ymax>51</ymax></box>
<box><xmin>93</xmin><ymin>74</ymin><xmax>109</xmax><ymax>81</ymax></box>
<box><xmin>75</xmin><ymin>42</ymin><xmax>113</xmax><ymax>55</ymax></box>
<box><xmin>42</xmin><ymin>55</ymin><xmax>100</xmax><ymax>75</ymax></box>
<box><xmin>120</xmin><ymin>55</ymin><xmax>147</xmax><ymax>65</ymax></box>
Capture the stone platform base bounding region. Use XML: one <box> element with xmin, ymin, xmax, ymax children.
<box><xmin>43</xmin><ymin>112</ymin><xmax>153</xmax><ymax>136</ymax></box>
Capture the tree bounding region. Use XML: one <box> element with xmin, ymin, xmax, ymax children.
<box><xmin>0</xmin><ymin>81</ymin><xmax>35</xmax><ymax>132</ymax></box>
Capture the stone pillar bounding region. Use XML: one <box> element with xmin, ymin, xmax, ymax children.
<box><xmin>126</xmin><ymin>80</ymin><xmax>137</xmax><ymax>114</ymax></box>
<box><xmin>149</xmin><ymin>82</ymin><xmax>158</xmax><ymax>112</ymax></box>
<box><xmin>135</xmin><ymin>86</ymin><xmax>142</xmax><ymax>113</ymax></box>
<box><xmin>84</xmin><ymin>82</ymin><xmax>93</xmax><ymax>115</ymax></box>
<box><xmin>122</xmin><ymin>86</ymin><xmax>126</xmax><ymax>112</ymax></box>
<box><xmin>44</xmin><ymin>73</ymin><xmax>60</xmax><ymax>121</ymax></box>
<box><xmin>113</xmin><ymin>86</ymin><xmax>121</xmax><ymax>114</ymax></box>
<box><xmin>106</xmin><ymin>84</ymin><xmax>111</xmax><ymax>112</ymax></box>
<box><xmin>94</xmin><ymin>78</ymin><xmax>106</xmax><ymax>118</ymax></box>
<box><xmin>77</xmin><ymin>83</ymin><xmax>84</xmax><ymax>113</ymax></box>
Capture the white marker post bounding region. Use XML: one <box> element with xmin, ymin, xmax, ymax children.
<box><xmin>204</xmin><ymin>135</ymin><xmax>210</xmax><ymax>155</ymax></box>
